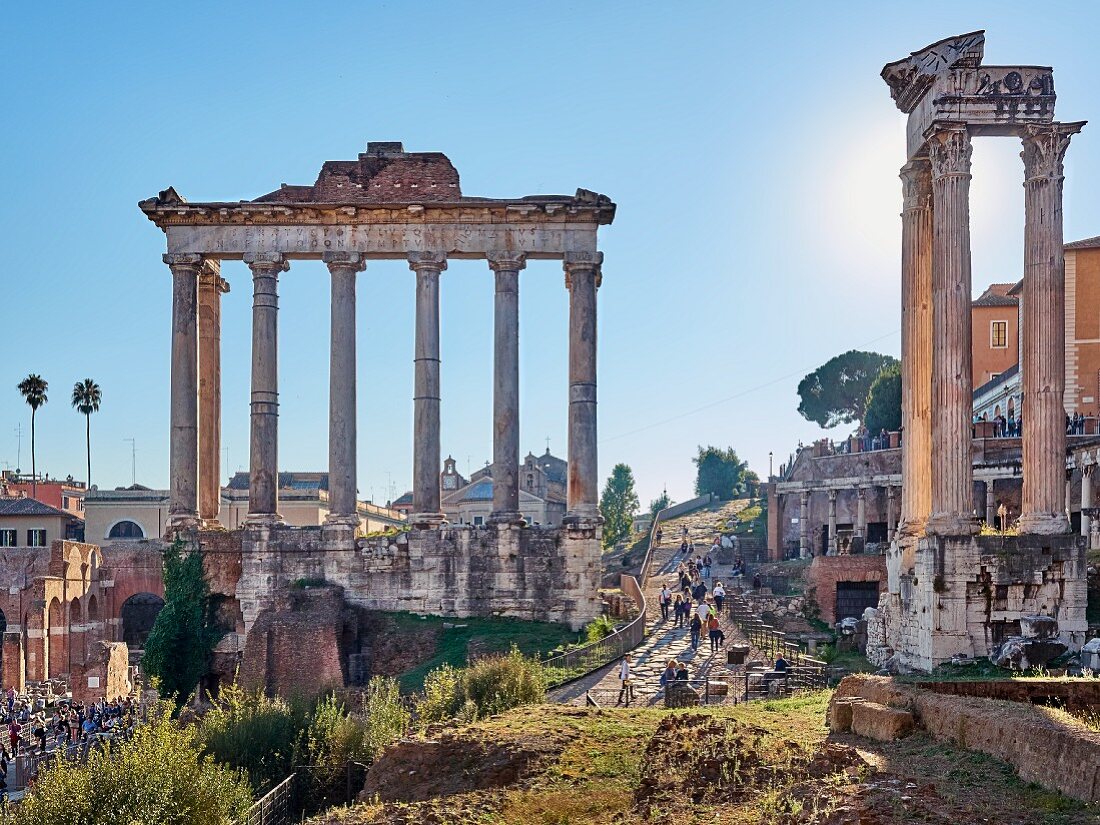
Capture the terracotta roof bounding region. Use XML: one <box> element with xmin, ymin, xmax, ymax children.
<box><xmin>1065</xmin><ymin>235</ymin><xmax>1100</xmax><ymax>250</ymax></box>
<box><xmin>973</xmin><ymin>283</ymin><xmax>1019</xmax><ymax>307</ymax></box>
<box><xmin>0</xmin><ymin>498</ymin><xmax>74</xmax><ymax>518</ymax></box>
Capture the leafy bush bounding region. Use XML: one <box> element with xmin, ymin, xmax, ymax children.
<box><xmin>583</xmin><ymin>614</ymin><xmax>617</xmax><ymax>644</ymax></box>
<box><xmin>417</xmin><ymin>648</ymin><xmax>547</xmax><ymax>726</ymax></box>
<box><xmin>11</xmin><ymin>710</ymin><xmax>252</xmax><ymax>825</ymax></box>
<box><xmin>198</xmin><ymin>684</ymin><xmax>309</xmax><ymax>794</ymax></box>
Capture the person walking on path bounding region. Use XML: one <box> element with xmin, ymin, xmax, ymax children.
<box><xmin>659</xmin><ymin>584</ymin><xmax>672</xmax><ymax>622</ymax></box>
<box><xmin>673</xmin><ymin>594</ymin><xmax>687</xmax><ymax>628</ymax></box>
<box><xmin>707</xmin><ymin>612</ymin><xmax>722</xmax><ymax>653</ymax></box>
<box><xmin>616</xmin><ymin>654</ymin><xmax>635</xmax><ymax>706</ymax></box>
<box><xmin>713</xmin><ymin>581</ymin><xmax>726</xmax><ymax>613</ymax></box>
<box><xmin>689</xmin><ymin>611</ymin><xmax>703</xmax><ymax>651</ymax></box>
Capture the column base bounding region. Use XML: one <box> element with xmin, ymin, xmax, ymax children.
<box><xmin>200</xmin><ymin>518</ymin><xmax>225</xmax><ymax>530</ymax></box>
<box><xmin>410</xmin><ymin>512</ymin><xmax>446</xmax><ymax>529</ymax></box>
<box><xmin>563</xmin><ymin>510</ymin><xmax>603</xmax><ymax>530</ymax></box>
<box><xmin>244</xmin><ymin>512</ymin><xmax>284</xmax><ymax>528</ymax></box>
<box><xmin>925</xmin><ymin>511</ymin><xmax>978</xmax><ymax>537</ymax></box>
<box><xmin>1017</xmin><ymin>511</ymin><xmax>1071</xmax><ymax>535</ymax></box>
<box><xmin>166</xmin><ymin>512</ymin><xmax>200</xmax><ymax>534</ymax></box>
<box><xmin>489</xmin><ymin>511</ymin><xmax>526</xmax><ymax>527</ymax></box>
<box><xmin>323</xmin><ymin>513</ymin><xmax>360</xmax><ymax>529</ymax></box>
<box><xmin>894</xmin><ymin>518</ymin><xmax>927</xmax><ymax>540</ymax></box>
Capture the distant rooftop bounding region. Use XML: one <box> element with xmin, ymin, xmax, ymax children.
<box><xmin>973</xmin><ymin>283</ymin><xmax>1019</xmax><ymax>307</ymax></box>
<box><xmin>1066</xmin><ymin>235</ymin><xmax>1100</xmax><ymax>250</ymax></box>
<box><xmin>0</xmin><ymin>498</ymin><xmax>78</xmax><ymax>519</ymax></box>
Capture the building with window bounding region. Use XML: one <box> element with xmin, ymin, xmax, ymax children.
<box><xmin>0</xmin><ymin>498</ymin><xmax>83</xmax><ymax>547</ymax></box>
<box><xmin>1064</xmin><ymin>236</ymin><xmax>1100</xmax><ymax>414</ymax></box>
<box><xmin>438</xmin><ymin>449</ymin><xmax>567</xmax><ymax>526</ymax></box>
<box><xmin>971</xmin><ymin>282</ymin><xmax>1020</xmax><ymax>388</ymax></box>
<box><xmin>0</xmin><ymin>472</ymin><xmax>87</xmax><ymax>519</ymax></box>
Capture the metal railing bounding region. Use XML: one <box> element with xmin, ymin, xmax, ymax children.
<box><xmin>241</xmin><ymin>772</ymin><xmax>297</xmax><ymax>825</ymax></box>
<box><xmin>726</xmin><ymin>595</ymin><xmax>828</xmax><ymax>695</ymax></box>
<box><xmin>639</xmin><ymin>493</ymin><xmax>715</xmax><ymax>586</ymax></box>
<box><xmin>543</xmin><ymin>574</ymin><xmax>648</xmax><ymax>686</ymax></box>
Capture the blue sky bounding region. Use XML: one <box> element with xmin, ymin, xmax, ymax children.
<box><xmin>2</xmin><ymin>1</ymin><xmax>1098</xmax><ymax>507</ymax></box>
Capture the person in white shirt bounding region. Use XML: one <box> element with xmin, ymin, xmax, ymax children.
<box><xmin>713</xmin><ymin>582</ymin><xmax>726</xmax><ymax>613</ymax></box>
<box><xmin>696</xmin><ymin>600</ymin><xmax>712</xmax><ymax>624</ymax></box>
<box><xmin>616</xmin><ymin>655</ymin><xmax>634</xmax><ymax>706</ymax></box>
<box><xmin>659</xmin><ymin>585</ymin><xmax>672</xmax><ymax>622</ymax></box>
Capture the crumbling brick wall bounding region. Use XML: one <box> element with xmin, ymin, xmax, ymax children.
<box><xmin>71</xmin><ymin>641</ymin><xmax>130</xmax><ymax>703</ymax></box>
<box><xmin>805</xmin><ymin>555</ymin><xmax>887</xmax><ymax>624</ymax></box>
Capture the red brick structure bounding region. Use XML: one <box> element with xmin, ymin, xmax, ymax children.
<box><xmin>71</xmin><ymin>641</ymin><xmax>130</xmax><ymax>703</ymax></box>
<box><xmin>805</xmin><ymin>554</ymin><xmax>887</xmax><ymax>625</ymax></box>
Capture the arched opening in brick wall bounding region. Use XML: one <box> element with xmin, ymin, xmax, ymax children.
<box><xmin>69</xmin><ymin>599</ymin><xmax>83</xmax><ymax>671</ymax></box>
<box><xmin>120</xmin><ymin>593</ymin><xmax>165</xmax><ymax>649</ymax></box>
<box><xmin>47</xmin><ymin>597</ymin><xmax>65</xmax><ymax>679</ymax></box>
<box><xmin>87</xmin><ymin>595</ymin><xmax>99</xmax><ymax>623</ymax></box>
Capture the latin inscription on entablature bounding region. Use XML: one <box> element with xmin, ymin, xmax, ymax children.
<box><xmin>906</xmin><ymin>66</ymin><xmax>1056</xmax><ymax>158</ymax></box>
<box><xmin>164</xmin><ymin>223</ymin><xmax>600</xmax><ymax>259</ymax></box>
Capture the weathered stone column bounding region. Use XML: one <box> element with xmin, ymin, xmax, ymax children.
<box><xmin>984</xmin><ymin>480</ymin><xmax>997</xmax><ymax>526</ymax></box>
<box><xmin>324</xmin><ymin>252</ymin><xmax>366</xmax><ymax>528</ymax></box>
<box><xmin>487</xmin><ymin>253</ymin><xmax>526</xmax><ymax>525</ymax></box>
<box><xmin>799</xmin><ymin>491</ymin><xmax>810</xmax><ymax>558</ymax></box>
<box><xmin>1018</xmin><ymin>123</ymin><xmax>1083</xmax><ymax>534</ymax></box>
<box><xmin>898</xmin><ymin>158</ymin><xmax>934</xmax><ymax>537</ymax></box>
<box><xmin>1081</xmin><ymin>464</ymin><xmax>1094</xmax><ymax>538</ymax></box>
<box><xmin>827</xmin><ymin>489</ymin><xmax>838</xmax><ymax>555</ymax></box>
<box><xmin>164</xmin><ymin>253</ymin><xmax>202</xmax><ymax>532</ymax></box>
<box><xmin>855</xmin><ymin>487</ymin><xmax>867</xmax><ymax>539</ymax></box>
<box><xmin>563</xmin><ymin>252</ymin><xmax>602</xmax><ymax>524</ymax></box>
<box><xmin>408</xmin><ymin>252</ymin><xmax>447</xmax><ymax>527</ymax></box>
<box><xmin>244</xmin><ymin>253</ymin><xmax>289</xmax><ymax>525</ymax></box>
<box><xmin>198</xmin><ymin>261</ymin><xmax>228</xmax><ymax>528</ymax></box>
<box><xmin>926</xmin><ymin>126</ymin><xmax>977</xmax><ymax>536</ymax></box>
<box><xmin>886</xmin><ymin>486</ymin><xmax>897</xmax><ymax>542</ymax></box>
<box><xmin>1065</xmin><ymin>473</ymin><xmax>1073</xmax><ymax>522</ymax></box>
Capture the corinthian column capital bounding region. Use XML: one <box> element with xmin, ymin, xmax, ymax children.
<box><xmin>1021</xmin><ymin>122</ymin><xmax>1085</xmax><ymax>181</ymax></box>
<box><xmin>243</xmin><ymin>252</ymin><xmax>289</xmax><ymax>275</ymax></box>
<box><xmin>486</xmin><ymin>252</ymin><xmax>528</xmax><ymax>273</ymax></box>
<box><xmin>322</xmin><ymin>251</ymin><xmax>367</xmax><ymax>274</ymax></box>
<box><xmin>563</xmin><ymin>251</ymin><xmax>604</xmax><ymax>289</ymax></box>
<box><xmin>928</xmin><ymin>126</ymin><xmax>973</xmax><ymax>180</ymax></box>
<box><xmin>899</xmin><ymin>158</ymin><xmax>933</xmax><ymax>211</ymax></box>
<box><xmin>407</xmin><ymin>251</ymin><xmax>447</xmax><ymax>273</ymax></box>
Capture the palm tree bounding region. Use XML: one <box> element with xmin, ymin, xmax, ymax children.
<box><xmin>17</xmin><ymin>374</ymin><xmax>48</xmax><ymax>497</ymax></box>
<box><xmin>71</xmin><ymin>379</ymin><xmax>102</xmax><ymax>490</ymax></box>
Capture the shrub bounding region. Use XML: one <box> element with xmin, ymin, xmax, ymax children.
<box><xmin>417</xmin><ymin>648</ymin><xmax>547</xmax><ymax>726</ymax></box>
<box><xmin>198</xmin><ymin>684</ymin><xmax>309</xmax><ymax>793</ymax></box>
<box><xmin>583</xmin><ymin>614</ymin><xmax>617</xmax><ymax>644</ymax></box>
<box><xmin>11</xmin><ymin>710</ymin><xmax>252</xmax><ymax>825</ymax></box>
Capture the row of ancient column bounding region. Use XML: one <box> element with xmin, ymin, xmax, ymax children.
<box><xmin>798</xmin><ymin>486</ymin><xmax>899</xmax><ymax>557</ymax></box>
<box><xmin>897</xmin><ymin>123</ymin><xmax>1081</xmax><ymax>538</ymax></box>
<box><xmin>162</xmin><ymin>250</ymin><xmax>604</xmax><ymax>532</ymax></box>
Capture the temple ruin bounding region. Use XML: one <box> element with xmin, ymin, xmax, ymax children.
<box><xmin>135</xmin><ymin>143</ymin><xmax>616</xmax><ymax>687</ymax></box>
<box><xmin>870</xmin><ymin>32</ymin><xmax>1089</xmax><ymax>670</ymax></box>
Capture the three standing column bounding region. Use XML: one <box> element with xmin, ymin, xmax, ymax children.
<box><xmin>165</xmin><ymin>253</ymin><xmax>203</xmax><ymax>532</ymax></box>
<box><xmin>488</xmin><ymin>254</ymin><xmax>527</xmax><ymax>524</ymax></box>
<box><xmin>324</xmin><ymin>252</ymin><xmax>366</xmax><ymax>528</ymax></box>
<box><xmin>926</xmin><ymin>126</ymin><xmax>977</xmax><ymax>536</ymax></box>
<box><xmin>563</xmin><ymin>252</ymin><xmax>602</xmax><ymax>524</ymax></box>
<box><xmin>244</xmin><ymin>253</ymin><xmax>289</xmax><ymax>526</ymax></box>
<box><xmin>1018</xmin><ymin>123</ymin><xmax>1082</xmax><ymax>534</ymax></box>
<box><xmin>408</xmin><ymin>252</ymin><xmax>447</xmax><ymax>527</ymax></box>
<box><xmin>898</xmin><ymin>159</ymin><xmax>933</xmax><ymax>537</ymax></box>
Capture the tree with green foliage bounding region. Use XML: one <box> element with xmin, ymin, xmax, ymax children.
<box><xmin>16</xmin><ymin>374</ymin><xmax>48</xmax><ymax>498</ymax></box>
<box><xmin>864</xmin><ymin>363</ymin><xmax>902</xmax><ymax>434</ymax></box>
<box><xmin>12</xmin><ymin>709</ymin><xmax>252</xmax><ymax>825</ymax></box>
<box><xmin>648</xmin><ymin>490</ymin><xmax>672</xmax><ymax>520</ymax></box>
<box><xmin>693</xmin><ymin>445</ymin><xmax>748</xmax><ymax>500</ymax></box>
<box><xmin>796</xmin><ymin>350</ymin><xmax>899</xmax><ymax>429</ymax></box>
<box><xmin>599</xmin><ymin>463</ymin><xmax>639</xmax><ymax>549</ymax></box>
<box><xmin>143</xmin><ymin>540</ymin><xmax>224</xmax><ymax>704</ymax></box>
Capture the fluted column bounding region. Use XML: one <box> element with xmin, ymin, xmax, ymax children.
<box><xmin>563</xmin><ymin>252</ymin><xmax>602</xmax><ymax>525</ymax></box>
<box><xmin>886</xmin><ymin>486</ymin><xmax>897</xmax><ymax>542</ymax></box>
<box><xmin>1018</xmin><ymin>123</ymin><xmax>1083</xmax><ymax>534</ymax></box>
<box><xmin>898</xmin><ymin>158</ymin><xmax>934</xmax><ymax>537</ymax></box>
<box><xmin>926</xmin><ymin>126</ymin><xmax>977</xmax><ymax>536</ymax></box>
<box><xmin>1081</xmin><ymin>465</ymin><xmax>1094</xmax><ymax>538</ymax></box>
<box><xmin>984</xmin><ymin>480</ymin><xmax>997</xmax><ymax>526</ymax></box>
<box><xmin>198</xmin><ymin>261</ymin><xmax>228</xmax><ymax>528</ymax></box>
<box><xmin>408</xmin><ymin>252</ymin><xmax>447</xmax><ymax>527</ymax></box>
<box><xmin>324</xmin><ymin>252</ymin><xmax>366</xmax><ymax>528</ymax></box>
<box><xmin>165</xmin><ymin>253</ymin><xmax>202</xmax><ymax>532</ymax></box>
<box><xmin>244</xmin><ymin>253</ymin><xmax>288</xmax><ymax>526</ymax></box>
<box><xmin>488</xmin><ymin>253</ymin><xmax>526</xmax><ymax>525</ymax></box>
<box><xmin>827</xmin><ymin>490</ymin><xmax>838</xmax><ymax>555</ymax></box>
<box><xmin>798</xmin><ymin>491</ymin><xmax>810</xmax><ymax>558</ymax></box>
<box><xmin>855</xmin><ymin>487</ymin><xmax>867</xmax><ymax>538</ymax></box>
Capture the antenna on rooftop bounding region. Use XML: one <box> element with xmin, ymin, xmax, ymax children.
<box><xmin>15</xmin><ymin>423</ymin><xmax>22</xmax><ymax>471</ymax></box>
<box><xmin>124</xmin><ymin>438</ymin><xmax>136</xmax><ymax>485</ymax></box>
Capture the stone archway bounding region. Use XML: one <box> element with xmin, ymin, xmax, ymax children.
<box><xmin>47</xmin><ymin>597</ymin><xmax>65</xmax><ymax>679</ymax></box>
<box><xmin>120</xmin><ymin>593</ymin><xmax>165</xmax><ymax>649</ymax></box>
<box><xmin>69</xmin><ymin>599</ymin><xmax>84</xmax><ymax>672</ymax></box>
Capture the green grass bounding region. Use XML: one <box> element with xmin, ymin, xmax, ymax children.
<box><xmin>385</xmin><ymin>613</ymin><xmax>579</xmax><ymax>693</ymax></box>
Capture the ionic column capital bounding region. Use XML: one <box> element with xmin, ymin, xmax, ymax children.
<box><xmin>198</xmin><ymin>259</ymin><xmax>230</xmax><ymax>293</ymax></box>
<box><xmin>799</xmin><ymin>490</ymin><xmax>810</xmax><ymax>505</ymax></box>
<box><xmin>928</xmin><ymin>125</ymin><xmax>973</xmax><ymax>180</ymax></box>
<box><xmin>486</xmin><ymin>252</ymin><xmax>528</xmax><ymax>273</ymax></box>
<box><xmin>407</xmin><ymin>251</ymin><xmax>448</xmax><ymax>273</ymax></box>
<box><xmin>827</xmin><ymin>489</ymin><xmax>838</xmax><ymax>502</ymax></box>
<box><xmin>243</xmin><ymin>252</ymin><xmax>289</xmax><ymax>275</ymax></box>
<box><xmin>563</xmin><ymin>251</ymin><xmax>603</xmax><ymax>289</ymax></box>
<box><xmin>163</xmin><ymin>253</ymin><xmax>204</xmax><ymax>273</ymax></box>
<box><xmin>1021</xmin><ymin>122</ymin><xmax>1085</xmax><ymax>182</ymax></box>
<box><xmin>322</xmin><ymin>251</ymin><xmax>367</xmax><ymax>274</ymax></box>
<box><xmin>899</xmin><ymin>158</ymin><xmax>933</xmax><ymax>211</ymax></box>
